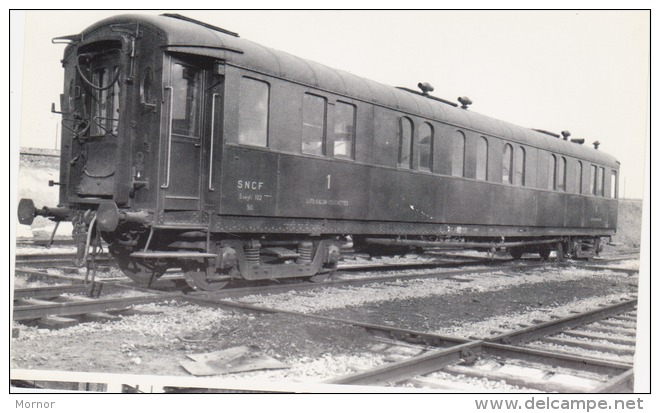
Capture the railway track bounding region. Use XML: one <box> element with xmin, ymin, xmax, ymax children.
<box><xmin>16</xmin><ymin>238</ymin><xmax>78</xmax><ymax>247</ymax></box>
<box><xmin>13</xmin><ymin>253</ymin><xmax>637</xmax><ymax>327</ymax></box>
<box><xmin>182</xmin><ymin>256</ymin><xmax>638</xmax><ymax>305</ymax></box>
<box><xmin>326</xmin><ymin>298</ymin><xmax>637</xmax><ymax>392</ymax></box>
<box><xmin>13</xmin><ymin>245</ymin><xmax>638</xmax><ymax>289</ymax></box>
<box><xmin>10</xmin><ymin>255</ymin><xmax>639</xmax><ymax>393</ymax></box>
<box><xmin>14</xmin><ymin>249</ymin><xmax>637</xmax><ymax>287</ymax></box>
<box><xmin>12</xmin><ymin>280</ymin><xmax>183</xmax><ymax>327</ymax></box>
<box><xmin>15</xmin><ymin>253</ymin><xmax>112</xmax><ymax>267</ymax></box>
<box><xmin>181</xmin><ymin>281</ymin><xmax>637</xmax><ymax>393</ymax></box>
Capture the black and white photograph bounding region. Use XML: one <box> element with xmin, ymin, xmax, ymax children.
<box><xmin>8</xmin><ymin>8</ymin><xmax>651</xmax><ymax>403</ymax></box>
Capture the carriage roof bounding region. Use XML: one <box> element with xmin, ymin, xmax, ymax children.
<box><xmin>80</xmin><ymin>14</ymin><xmax>619</xmax><ymax>167</ymax></box>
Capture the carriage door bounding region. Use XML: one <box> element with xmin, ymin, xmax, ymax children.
<box><xmin>160</xmin><ymin>57</ymin><xmax>205</xmax><ymax>214</ymax></box>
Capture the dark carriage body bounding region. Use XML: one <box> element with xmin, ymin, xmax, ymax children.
<box><xmin>19</xmin><ymin>14</ymin><xmax>620</xmax><ymax>290</ymax></box>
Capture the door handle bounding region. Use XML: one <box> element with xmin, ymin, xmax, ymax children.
<box><xmin>209</xmin><ymin>93</ymin><xmax>218</xmax><ymax>191</ymax></box>
<box><xmin>161</xmin><ymin>86</ymin><xmax>174</xmax><ymax>189</ymax></box>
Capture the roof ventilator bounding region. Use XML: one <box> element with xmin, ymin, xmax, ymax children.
<box><xmin>561</xmin><ymin>130</ymin><xmax>571</xmax><ymax>140</ymax></box>
<box><xmin>417</xmin><ymin>82</ymin><xmax>434</xmax><ymax>96</ymax></box>
<box><xmin>458</xmin><ymin>96</ymin><xmax>472</xmax><ymax>109</ymax></box>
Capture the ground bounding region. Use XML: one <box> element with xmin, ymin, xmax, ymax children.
<box><xmin>10</xmin><ymin>263</ymin><xmax>638</xmax><ymax>386</ymax></box>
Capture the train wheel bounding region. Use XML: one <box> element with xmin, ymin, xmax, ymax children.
<box><xmin>182</xmin><ymin>262</ymin><xmax>229</xmax><ymax>291</ymax></box>
<box><xmin>509</xmin><ymin>247</ymin><xmax>524</xmax><ymax>260</ymax></box>
<box><xmin>538</xmin><ymin>248</ymin><xmax>551</xmax><ymax>261</ymax></box>
<box><xmin>116</xmin><ymin>257</ymin><xmax>166</xmax><ymax>288</ymax></box>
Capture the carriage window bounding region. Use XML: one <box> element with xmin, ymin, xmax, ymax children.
<box><xmin>558</xmin><ymin>157</ymin><xmax>567</xmax><ymax>191</ymax></box>
<box><xmin>590</xmin><ymin>165</ymin><xmax>598</xmax><ymax>195</ymax></box>
<box><xmin>171</xmin><ymin>62</ymin><xmax>202</xmax><ymax>138</ymax></box>
<box><xmin>68</xmin><ymin>79</ymin><xmax>77</xmax><ymax>112</ymax></box>
<box><xmin>398</xmin><ymin>117</ymin><xmax>413</xmax><ymax>169</ymax></box>
<box><xmin>575</xmin><ymin>161</ymin><xmax>583</xmax><ymax>194</ymax></box>
<box><xmin>140</xmin><ymin>67</ymin><xmax>155</xmax><ymax>106</ymax></box>
<box><xmin>514</xmin><ymin>146</ymin><xmax>526</xmax><ymax>186</ymax></box>
<box><xmin>90</xmin><ymin>68</ymin><xmax>107</xmax><ymax>136</ymax></box>
<box><xmin>611</xmin><ymin>170</ymin><xmax>618</xmax><ymax>198</ymax></box>
<box><xmin>476</xmin><ymin>136</ymin><xmax>488</xmax><ymax>180</ymax></box>
<box><xmin>239</xmin><ymin>77</ymin><xmax>269</xmax><ymax>147</ymax></box>
<box><xmin>110</xmin><ymin>66</ymin><xmax>120</xmax><ymax>134</ymax></box>
<box><xmin>548</xmin><ymin>155</ymin><xmax>557</xmax><ymax>190</ymax></box>
<box><xmin>418</xmin><ymin>122</ymin><xmax>433</xmax><ymax>172</ymax></box>
<box><xmin>597</xmin><ymin>166</ymin><xmax>605</xmax><ymax>196</ymax></box>
<box><xmin>88</xmin><ymin>65</ymin><xmax>120</xmax><ymax>135</ymax></box>
<box><xmin>451</xmin><ymin>131</ymin><xmax>465</xmax><ymax>177</ymax></box>
<box><xmin>334</xmin><ymin>102</ymin><xmax>355</xmax><ymax>159</ymax></box>
<box><xmin>502</xmin><ymin>144</ymin><xmax>513</xmax><ymax>184</ymax></box>
<box><xmin>302</xmin><ymin>94</ymin><xmax>326</xmax><ymax>156</ymax></box>
<box><xmin>78</xmin><ymin>43</ymin><xmax>121</xmax><ymax>137</ymax></box>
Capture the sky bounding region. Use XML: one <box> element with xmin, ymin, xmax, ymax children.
<box><xmin>14</xmin><ymin>10</ymin><xmax>649</xmax><ymax>200</ymax></box>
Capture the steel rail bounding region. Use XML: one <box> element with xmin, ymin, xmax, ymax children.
<box><xmin>180</xmin><ymin>256</ymin><xmax>635</xmax><ymax>303</ymax></box>
<box><xmin>487</xmin><ymin>299</ymin><xmax>637</xmax><ymax>345</ymax></box>
<box><xmin>13</xmin><ymin>285</ymin><xmax>94</xmax><ymax>299</ymax></box>
<box><xmin>12</xmin><ymin>291</ymin><xmax>183</xmax><ymax>321</ymax></box>
<box><xmin>327</xmin><ymin>341</ymin><xmax>633</xmax><ymax>387</ymax></box>
<box><xmin>326</xmin><ymin>300</ymin><xmax>637</xmax><ymax>387</ymax></box>
<box><xmin>187</xmin><ymin>264</ymin><xmax>529</xmax><ymax>300</ymax></box>
<box><xmin>15</xmin><ymin>253</ymin><xmax>111</xmax><ymax>263</ymax></box>
<box><xmin>14</xmin><ymin>268</ymin><xmax>127</xmax><ymax>286</ymax></box>
<box><xmin>14</xmin><ymin>268</ymin><xmax>87</xmax><ymax>283</ymax></box>
<box><xmin>329</xmin><ymin>341</ymin><xmax>481</xmax><ymax>386</ymax></box>
<box><xmin>482</xmin><ymin>342</ymin><xmax>633</xmax><ymax>373</ymax></box>
<box><xmin>592</xmin><ymin>369</ymin><xmax>635</xmax><ymax>393</ymax></box>
<box><xmin>12</xmin><ymin>280</ymin><xmax>143</xmax><ymax>300</ymax></box>
<box><xmin>579</xmin><ymin>265</ymin><xmax>639</xmax><ymax>275</ymax></box>
<box><xmin>187</xmin><ymin>291</ymin><xmax>636</xmax><ymax>389</ymax></box>
<box><xmin>188</xmin><ymin>258</ymin><xmax>578</xmax><ymax>301</ymax></box>
<box><xmin>16</xmin><ymin>238</ymin><xmax>77</xmax><ymax>247</ymax></box>
<box><xmin>185</xmin><ymin>295</ymin><xmax>468</xmax><ymax>348</ymax></box>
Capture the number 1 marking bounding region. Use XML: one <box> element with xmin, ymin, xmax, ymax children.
<box><xmin>327</xmin><ymin>174</ymin><xmax>331</xmax><ymax>190</ymax></box>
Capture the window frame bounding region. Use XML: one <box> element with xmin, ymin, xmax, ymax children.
<box><xmin>476</xmin><ymin>136</ymin><xmax>489</xmax><ymax>181</ymax></box>
<box><xmin>597</xmin><ymin>166</ymin><xmax>605</xmax><ymax>196</ymax></box>
<box><xmin>514</xmin><ymin>146</ymin><xmax>526</xmax><ymax>186</ymax></box>
<box><xmin>451</xmin><ymin>130</ymin><xmax>466</xmax><ymax>177</ymax></box>
<box><xmin>590</xmin><ymin>164</ymin><xmax>598</xmax><ymax>195</ymax></box>
<box><xmin>611</xmin><ymin>170</ymin><xmax>618</xmax><ymax>198</ymax></box>
<box><xmin>502</xmin><ymin>143</ymin><xmax>513</xmax><ymax>184</ymax></box>
<box><xmin>238</xmin><ymin>76</ymin><xmax>270</xmax><ymax>148</ymax></box>
<box><xmin>87</xmin><ymin>58</ymin><xmax>121</xmax><ymax>137</ymax></box>
<box><xmin>140</xmin><ymin>66</ymin><xmax>157</xmax><ymax>110</ymax></box>
<box><xmin>548</xmin><ymin>154</ymin><xmax>557</xmax><ymax>190</ymax></box>
<box><xmin>397</xmin><ymin>117</ymin><xmax>414</xmax><ymax>169</ymax></box>
<box><xmin>301</xmin><ymin>93</ymin><xmax>327</xmax><ymax>156</ymax></box>
<box><xmin>333</xmin><ymin>100</ymin><xmax>356</xmax><ymax>160</ymax></box>
<box><xmin>557</xmin><ymin>156</ymin><xmax>567</xmax><ymax>192</ymax></box>
<box><xmin>418</xmin><ymin>122</ymin><xmax>434</xmax><ymax>172</ymax></box>
<box><xmin>169</xmin><ymin>61</ymin><xmax>204</xmax><ymax>139</ymax></box>
<box><xmin>575</xmin><ymin>161</ymin><xmax>583</xmax><ymax>194</ymax></box>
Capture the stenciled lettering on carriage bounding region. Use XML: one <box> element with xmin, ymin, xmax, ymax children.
<box><xmin>237</xmin><ymin>180</ymin><xmax>264</xmax><ymax>190</ymax></box>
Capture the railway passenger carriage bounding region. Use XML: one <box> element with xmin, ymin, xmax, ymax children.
<box><xmin>18</xmin><ymin>14</ymin><xmax>620</xmax><ymax>290</ymax></box>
